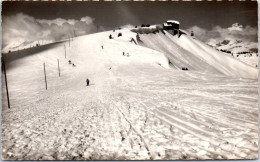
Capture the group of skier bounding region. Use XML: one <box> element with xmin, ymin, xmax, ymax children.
<box><xmin>84</xmin><ymin>42</ymin><xmax>131</xmax><ymax>87</ymax></box>
<box><xmin>68</xmin><ymin>59</ymin><xmax>90</xmax><ymax>86</ymax></box>
<box><xmin>122</xmin><ymin>52</ymin><xmax>130</xmax><ymax>57</ymax></box>
<box><xmin>68</xmin><ymin>60</ymin><xmax>76</xmax><ymax>67</ymax></box>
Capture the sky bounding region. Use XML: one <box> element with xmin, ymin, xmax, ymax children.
<box><xmin>2</xmin><ymin>1</ymin><xmax>257</xmax><ymax>29</ymax></box>
<box><xmin>1</xmin><ymin>1</ymin><xmax>258</xmax><ymax>51</ymax></box>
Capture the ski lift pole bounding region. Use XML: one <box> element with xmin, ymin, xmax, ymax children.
<box><xmin>3</xmin><ymin>61</ymin><xmax>10</xmax><ymax>108</ymax></box>
<box><xmin>74</xmin><ymin>30</ymin><xmax>76</xmax><ymax>38</ymax></box>
<box><xmin>57</xmin><ymin>59</ymin><xmax>60</xmax><ymax>77</ymax></box>
<box><xmin>68</xmin><ymin>35</ymin><xmax>70</xmax><ymax>47</ymax></box>
<box><xmin>64</xmin><ymin>45</ymin><xmax>66</xmax><ymax>58</ymax></box>
<box><xmin>43</xmin><ymin>63</ymin><xmax>47</xmax><ymax>90</ymax></box>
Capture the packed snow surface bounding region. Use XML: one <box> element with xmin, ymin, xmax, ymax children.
<box><xmin>2</xmin><ymin>29</ymin><xmax>258</xmax><ymax>160</ymax></box>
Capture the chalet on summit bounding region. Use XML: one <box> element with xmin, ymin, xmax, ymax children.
<box><xmin>163</xmin><ymin>20</ymin><xmax>180</xmax><ymax>35</ymax></box>
<box><xmin>163</xmin><ymin>20</ymin><xmax>180</xmax><ymax>30</ymax></box>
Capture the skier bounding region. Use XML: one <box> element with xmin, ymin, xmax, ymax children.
<box><xmin>68</xmin><ymin>60</ymin><xmax>71</xmax><ymax>64</ymax></box>
<box><xmin>86</xmin><ymin>78</ymin><xmax>90</xmax><ymax>86</ymax></box>
<box><xmin>72</xmin><ymin>63</ymin><xmax>75</xmax><ymax>67</ymax></box>
<box><xmin>191</xmin><ymin>31</ymin><xmax>194</xmax><ymax>37</ymax></box>
<box><xmin>101</xmin><ymin>45</ymin><xmax>104</xmax><ymax>49</ymax></box>
<box><xmin>123</xmin><ymin>52</ymin><xmax>125</xmax><ymax>56</ymax></box>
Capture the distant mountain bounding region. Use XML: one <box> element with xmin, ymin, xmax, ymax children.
<box><xmin>205</xmin><ymin>23</ymin><xmax>257</xmax><ymax>54</ymax></box>
<box><xmin>208</xmin><ymin>39</ymin><xmax>258</xmax><ymax>54</ymax></box>
<box><xmin>207</xmin><ymin>38</ymin><xmax>258</xmax><ymax>68</ymax></box>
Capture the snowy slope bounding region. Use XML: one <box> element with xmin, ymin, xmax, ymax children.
<box><xmin>2</xmin><ymin>28</ymin><xmax>258</xmax><ymax>160</ymax></box>
<box><xmin>135</xmin><ymin>30</ymin><xmax>257</xmax><ymax>79</ymax></box>
<box><xmin>4</xmin><ymin>28</ymin><xmax>257</xmax><ymax>79</ymax></box>
<box><xmin>4</xmin><ymin>30</ymin><xmax>169</xmax><ymax>75</ymax></box>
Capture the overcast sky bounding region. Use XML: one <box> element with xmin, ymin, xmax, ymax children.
<box><xmin>2</xmin><ymin>1</ymin><xmax>257</xmax><ymax>30</ymax></box>
<box><xmin>2</xmin><ymin>1</ymin><xmax>257</xmax><ymax>50</ymax></box>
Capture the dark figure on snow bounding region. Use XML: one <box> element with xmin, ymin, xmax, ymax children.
<box><xmin>109</xmin><ymin>34</ymin><xmax>113</xmax><ymax>39</ymax></box>
<box><xmin>86</xmin><ymin>78</ymin><xmax>90</xmax><ymax>86</ymax></box>
<box><xmin>72</xmin><ymin>63</ymin><xmax>75</xmax><ymax>67</ymax></box>
<box><xmin>191</xmin><ymin>31</ymin><xmax>194</xmax><ymax>37</ymax></box>
<box><xmin>123</xmin><ymin>52</ymin><xmax>125</xmax><ymax>56</ymax></box>
<box><xmin>101</xmin><ymin>45</ymin><xmax>104</xmax><ymax>49</ymax></box>
<box><xmin>69</xmin><ymin>60</ymin><xmax>71</xmax><ymax>64</ymax></box>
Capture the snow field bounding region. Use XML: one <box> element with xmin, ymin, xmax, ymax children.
<box><xmin>2</xmin><ymin>29</ymin><xmax>258</xmax><ymax>160</ymax></box>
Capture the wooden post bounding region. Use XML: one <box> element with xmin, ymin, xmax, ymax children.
<box><xmin>3</xmin><ymin>61</ymin><xmax>10</xmax><ymax>108</ymax></box>
<box><xmin>74</xmin><ymin>30</ymin><xmax>76</xmax><ymax>38</ymax></box>
<box><xmin>57</xmin><ymin>59</ymin><xmax>60</xmax><ymax>77</ymax></box>
<box><xmin>44</xmin><ymin>63</ymin><xmax>47</xmax><ymax>90</ymax></box>
<box><xmin>68</xmin><ymin>35</ymin><xmax>70</xmax><ymax>47</ymax></box>
<box><xmin>64</xmin><ymin>45</ymin><xmax>66</xmax><ymax>58</ymax></box>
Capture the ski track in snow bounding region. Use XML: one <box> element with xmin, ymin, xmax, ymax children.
<box><xmin>1</xmin><ymin>30</ymin><xmax>258</xmax><ymax>160</ymax></box>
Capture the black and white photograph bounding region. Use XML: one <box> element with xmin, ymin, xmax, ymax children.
<box><xmin>1</xmin><ymin>1</ymin><xmax>258</xmax><ymax>160</ymax></box>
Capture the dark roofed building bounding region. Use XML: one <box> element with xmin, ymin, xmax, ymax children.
<box><xmin>163</xmin><ymin>20</ymin><xmax>180</xmax><ymax>30</ymax></box>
